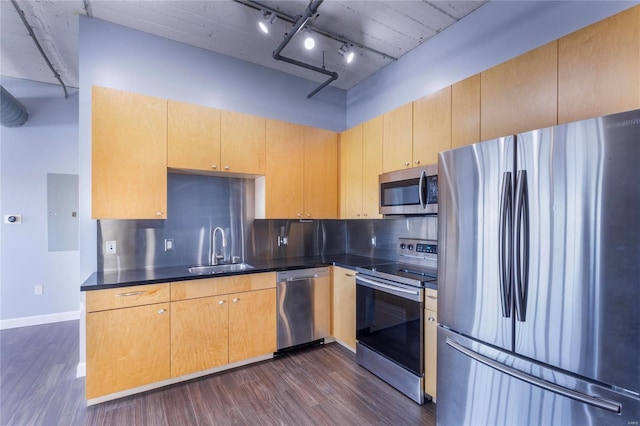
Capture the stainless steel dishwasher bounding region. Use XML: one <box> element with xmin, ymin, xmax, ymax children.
<box><xmin>276</xmin><ymin>267</ymin><xmax>330</xmax><ymax>351</ymax></box>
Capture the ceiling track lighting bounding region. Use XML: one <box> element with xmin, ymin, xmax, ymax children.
<box><xmin>258</xmin><ymin>10</ymin><xmax>277</xmax><ymax>34</ymax></box>
<box><xmin>338</xmin><ymin>43</ymin><xmax>355</xmax><ymax>64</ymax></box>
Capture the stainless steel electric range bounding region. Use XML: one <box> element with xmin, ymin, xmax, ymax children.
<box><xmin>355</xmin><ymin>238</ymin><xmax>437</xmax><ymax>404</ymax></box>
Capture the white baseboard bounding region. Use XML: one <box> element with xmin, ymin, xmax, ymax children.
<box><xmin>77</xmin><ymin>362</ymin><xmax>86</xmax><ymax>378</ymax></box>
<box><xmin>0</xmin><ymin>310</ymin><xmax>80</xmax><ymax>330</ymax></box>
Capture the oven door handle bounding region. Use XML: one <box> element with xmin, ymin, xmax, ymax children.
<box><xmin>356</xmin><ymin>276</ymin><xmax>421</xmax><ymax>296</ymax></box>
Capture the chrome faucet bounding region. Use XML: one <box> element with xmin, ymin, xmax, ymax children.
<box><xmin>211</xmin><ymin>227</ymin><xmax>227</xmax><ymax>265</ymax></box>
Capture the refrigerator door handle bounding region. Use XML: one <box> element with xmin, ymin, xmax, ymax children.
<box><xmin>499</xmin><ymin>172</ymin><xmax>513</xmax><ymax>318</ymax></box>
<box><xmin>514</xmin><ymin>170</ymin><xmax>530</xmax><ymax>322</ymax></box>
<box><xmin>445</xmin><ymin>337</ymin><xmax>622</xmax><ymax>414</ymax></box>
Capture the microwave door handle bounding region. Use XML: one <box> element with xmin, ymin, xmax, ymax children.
<box><xmin>419</xmin><ymin>170</ymin><xmax>427</xmax><ymax>209</ymax></box>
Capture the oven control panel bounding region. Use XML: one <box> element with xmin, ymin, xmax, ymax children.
<box><xmin>397</xmin><ymin>238</ymin><xmax>438</xmax><ymax>260</ymax></box>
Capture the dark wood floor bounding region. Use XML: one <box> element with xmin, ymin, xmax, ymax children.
<box><xmin>1</xmin><ymin>320</ymin><xmax>436</xmax><ymax>425</ymax></box>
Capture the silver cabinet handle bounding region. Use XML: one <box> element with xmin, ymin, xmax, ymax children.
<box><xmin>212</xmin><ymin>164</ymin><xmax>217</xmax><ymax>169</ymax></box>
<box><xmin>306</xmin><ymin>213</ymin><xmax>311</xmax><ymax>217</ymax></box>
<box><xmin>345</xmin><ymin>273</ymin><xmax>355</xmax><ymax>277</ymax></box>
<box><xmin>446</xmin><ymin>338</ymin><xmax>621</xmax><ymax>413</ymax></box>
<box><xmin>157</xmin><ymin>309</ymin><xmax>166</xmax><ymax>314</ymax></box>
<box><xmin>115</xmin><ymin>291</ymin><xmax>145</xmax><ymax>297</ymax></box>
<box><xmin>297</xmin><ymin>213</ymin><xmax>302</xmax><ymax>217</ymax></box>
<box><xmin>404</xmin><ymin>162</ymin><xmax>410</xmax><ymax>166</ymax></box>
<box><xmin>232</xmin><ymin>298</ymin><xmax>239</xmax><ymax>303</ymax></box>
<box><xmin>428</xmin><ymin>317</ymin><xmax>436</xmax><ymax>322</ymax></box>
<box><xmin>224</xmin><ymin>166</ymin><xmax>230</xmax><ymax>170</ymax></box>
<box><xmin>363</xmin><ymin>213</ymin><xmax>368</xmax><ymax>217</ymax></box>
<box><xmin>356</xmin><ymin>213</ymin><xmax>361</xmax><ymax>217</ymax></box>
<box><xmin>415</xmin><ymin>160</ymin><xmax>421</xmax><ymax>164</ymax></box>
<box><xmin>427</xmin><ymin>295</ymin><xmax>437</xmax><ymax>300</ymax></box>
<box><xmin>219</xmin><ymin>300</ymin><xmax>226</xmax><ymax>305</ymax></box>
<box><xmin>156</xmin><ymin>212</ymin><xmax>163</xmax><ymax>216</ymax></box>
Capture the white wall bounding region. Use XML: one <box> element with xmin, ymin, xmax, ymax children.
<box><xmin>0</xmin><ymin>77</ymin><xmax>80</xmax><ymax>326</ymax></box>
<box><xmin>347</xmin><ymin>0</ymin><xmax>639</xmax><ymax>128</ymax></box>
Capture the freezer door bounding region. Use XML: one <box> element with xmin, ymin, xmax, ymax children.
<box><xmin>438</xmin><ymin>136</ymin><xmax>513</xmax><ymax>352</ymax></box>
<box><xmin>515</xmin><ymin>110</ymin><xmax>640</xmax><ymax>394</ymax></box>
<box><xmin>437</xmin><ymin>327</ymin><xmax>639</xmax><ymax>426</ymax></box>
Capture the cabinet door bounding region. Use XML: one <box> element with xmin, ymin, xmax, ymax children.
<box><xmin>339</xmin><ymin>125</ymin><xmax>363</xmax><ymax>219</ymax></box>
<box><xmin>86</xmin><ymin>303</ymin><xmax>170</xmax><ymax>399</ymax></box>
<box><xmin>228</xmin><ymin>288</ymin><xmax>276</xmax><ymax>363</ymax></box>
<box><xmin>424</xmin><ymin>307</ymin><xmax>438</xmax><ymax>400</ymax></box>
<box><xmin>558</xmin><ymin>5</ymin><xmax>640</xmax><ymax>124</ymax></box>
<box><xmin>331</xmin><ymin>267</ymin><xmax>356</xmax><ymax>350</ymax></box>
<box><xmin>303</xmin><ymin>127</ymin><xmax>338</xmax><ymax>219</ymax></box>
<box><xmin>451</xmin><ymin>74</ymin><xmax>481</xmax><ymax>149</ymax></box>
<box><xmin>413</xmin><ymin>86</ymin><xmax>452</xmax><ymax>165</ymax></box>
<box><xmin>383</xmin><ymin>103</ymin><xmax>413</xmax><ymax>172</ymax></box>
<box><xmin>362</xmin><ymin>115</ymin><xmax>383</xmax><ymax>219</ymax></box>
<box><xmin>170</xmin><ymin>295</ymin><xmax>229</xmax><ymax>377</ymax></box>
<box><xmin>167</xmin><ymin>100</ymin><xmax>221</xmax><ymax>172</ymax></box>
<box><xmin>221</xmin><ymin>110</ymin><xmax>266</xmax><ymax>174</ymax></box>
<box><xmin>265</xmin><ymin>119</ymin><xmax>304</xmax><ymax>218</ymax></box>
<box><xmin>481</xmin><ymin>41</ymin><xmax>558</xmax><ymax>140</ymax></box>
<box><xmin>92</xmin><ymin>86</ymin><xmax>167</xmax><ymax>219</ymax></box>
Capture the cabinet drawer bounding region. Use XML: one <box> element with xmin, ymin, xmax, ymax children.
<box><xmin>171</xmin><ymin>272</ymin><xmax>277</xmax><ymax>301</ymax></box>
<box><xmin>425</xmin><ymin>288</ymin><xmax>438</xmax><ymax>311</ymax></box>
<box><xmin>86</xmin><ymin>284</ymin><xmax>170</xmax><ymax>312</ymax></box>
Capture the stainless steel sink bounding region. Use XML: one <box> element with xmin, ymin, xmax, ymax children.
<box><xmin>188</xmin><ymin>263</ymin><xmax>254</xmax><ymax>275</ymax></box>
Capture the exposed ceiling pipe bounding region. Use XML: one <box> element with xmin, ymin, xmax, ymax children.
<box><xmin>272</xmin><ymin>0</ymin><xmax>338</xmax><ymax>99</ymax></box>
<box><xmin>1</xmin><ymin>85</ymin><xmax>28</xmax><ymax>128</ymax></box>
<box><xmin>10</xmin><ymin>0</ymin><xmax>68</xmax><ymax>99</ymax></box>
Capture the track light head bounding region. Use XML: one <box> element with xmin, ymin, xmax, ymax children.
<box><xmin>259</xmin><ymin>11</ymin><xmax>276</xmax><ymax>34</ymax></box>
<box><xmin>338</xmin><ymin>43</ymin><xmax>355</xmax><ymax>64</ymax></box>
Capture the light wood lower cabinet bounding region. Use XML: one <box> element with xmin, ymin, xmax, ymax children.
<box><xmin>331</xmin><ymin>266</ymin><xmax>356</xmax><ymax>350</ymax></box>
<box><xmin>170</xmin><ymin>273</ymin><xmax>277</xmax><ymax>377</ymax></box>
<box><xmin>86</xmin><ymin>273</ymin><xmax>276</xmax><ymax>401</ymax></box>
<box><xmin>170</xmin><ymin>295</ymin><xmax>229</xmax><ymax>377</ymax></box>
<box><xmin>85</xmin><ymin>284</ymin><xmax>171</xmax><ymax>400</ymax></box>
<box><xmin>228</xmin><ymin>288</ymin><xmax>277</xmax><ymax>363</ymax></box>
<box><xmin>424</xmin><ymin>288</ymin><xmax>438</xmax><ymax>401</ymax></box>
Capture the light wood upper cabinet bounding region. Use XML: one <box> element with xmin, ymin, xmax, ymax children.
<box><xmin>228</xmin><ymin>288</ymin><xmax>277</xmax><ymax>363</ymax></box>
<box><xmin>331</xmin><ymin>266</ymin><xmax>356</xmax><ymax>351</ymax></box>
<box><xmin>481</xmin><ymin>41</ymin><xmax>558</xmax><ymax>141</ymax></box>
<box><xmin>264</xmin><ymin>121</ymin><xmax>337</xmax><ymax>219</ymax></box>
<box><xmin>265</xmin><ymin>119</ymin><xmax>305</xmax><ymax>218</ymax></box>
<box><xmin>221</xmin><ymin>110</ymin><xmax>266</xmax><ymax>175</ymax></box>
<box><xmin>339</xmin><ymin>116</ymin><xmax>383</xmax><ymax>219</ymax></box>
<box><xmin>167</xmin><ymin>100</ymin><xmax>221</xmax><ymax>171</ymax></box>
<box><xmin>171</xmin><ymin>295</ymin><xmax>229</xmax><ymax>377</ymax></box>
<box><xmin>452</xmin><ymin>74</ymin><xmax>481</xmax><ymax>149</ymax></box>
<box><xmin>383</xmin><ymin>103</ymin><xmax>413</xmax><ymax>172</ymax></box>
<box><xmin>361</xmin><ymin>116</ymin><xmax>384</xmax><ymax>219</ymax></box>
<box><xmin>558</xmin><ymin>5</ymin><xmax>640</xmax><ymax>124</ymax></box>
<box><xmin>339</xmin><ymin>125</ymin><xmax>363</xmax><ymax>219</ymax></box>
<box><xmin>86</xmin><ymin>283</ymin><xmax>171</xmax><ymax>400</ymax></box>
<box><xmin>413</xmin><ymin>86</ymin><xmax>452</xmax><ymax>165</ymax></box>
<box><xmin>92</xmin><ymin>86</ymin><xmax>167</xmax><ymax>219</ymax></box>
<box><xmin>304</xmin><ymin>127</ymin><xmax>338</xmax><ymax>219</ymax></box>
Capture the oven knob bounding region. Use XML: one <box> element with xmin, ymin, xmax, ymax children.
<box><xmin>400</xmin><ymin>243</ymin><xmax>406</xmax><ymax>250</ymax></box>
<box><xmin>407</xmin><ymin>244</ymin><xmax>414</xmax><ymax>251</ymax></box>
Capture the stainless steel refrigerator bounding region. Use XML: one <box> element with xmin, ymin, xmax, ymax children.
<box><xmin>437</xmin><ymin>109</ymin><xmax>640</xmax><ymax>425</ymax></box>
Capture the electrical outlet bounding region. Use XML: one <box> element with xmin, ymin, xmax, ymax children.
<box><xmin>371</xmin><ymin>236</ymin><xmax>377</xmax><ymax>247</ymax></box>
<box><xmin>34</xmin><ymin>285</ymin><xmax>43</xmax><ymax>295</ymax></box>
<box><xmin>105</xmin><ymin>240</ymin><xmax>117</xmax><ymax>254</ymax></box>
<box><xmin>164</xmin><ymin>239</ymin><xmax>174</xmax><ymax>252</ymax></box>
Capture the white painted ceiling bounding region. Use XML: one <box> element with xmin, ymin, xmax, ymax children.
<box><xmin>1</xmin><ymin>0</ymin><xmax>487</xmax><ymax>92</ymax></box>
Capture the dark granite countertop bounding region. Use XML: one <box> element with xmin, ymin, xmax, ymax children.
<box><xmin>80</xmin><ymin>254</ymin><xmax>393</xmax><ymax>291</ymax></box>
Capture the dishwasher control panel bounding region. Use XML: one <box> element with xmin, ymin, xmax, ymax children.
<box><xmin>277</xmin><ymin>267</ymin><xmax>329</xmax><ymax>282</ymax></box>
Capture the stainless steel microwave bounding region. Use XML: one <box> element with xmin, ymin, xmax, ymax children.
<box><xmin>379</xmin><ymin>164</ymin><xmax>438</xmax><ymax>215</ymax></box>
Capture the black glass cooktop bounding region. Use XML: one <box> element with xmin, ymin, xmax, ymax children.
<box><xmin>356</xmin><ymin>262</ymin><xmax>437</xmax><ymax>288</ymax></box>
